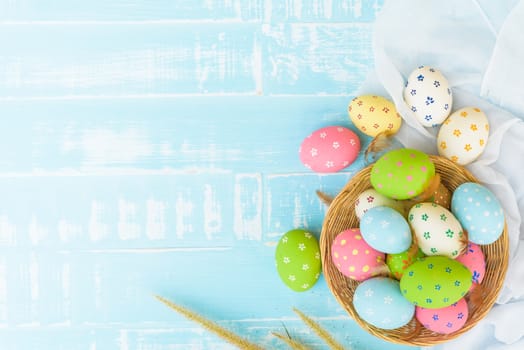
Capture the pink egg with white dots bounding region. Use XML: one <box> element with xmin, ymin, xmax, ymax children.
<box><xmin>416</xmin><ymin>298</ymin><xmax>469</xmax><ymax>334</ymax></box>
<box><xmin>331</xmin><ymin>228</ymin><xmax>386</xmax><ymax>281</ymax></box>
<box><xmin>299</xmin><ymin>126</ymin><xmax>360</xmax><ymax>173</ymax></box>
<box><xmin>456</xmin><ymin>242</ymin><xmax>486</xmax><ymax>291</ymax></box>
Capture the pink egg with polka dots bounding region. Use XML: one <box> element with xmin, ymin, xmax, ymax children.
<box><xmin>331</xmin><ymin>228</ymin><xmax>386</xmax><ymax>281</ymax></box>
<box><xmin>416</xmin><ymin>298</ymin><xmax>469</xmax><ymax>334</ymax></box>
<box><xmin>456</xmin><ymin>242</ymin><xmax>486</xmax><ymax>291</ymax></box>
<box><xmin>299</xmin><ymin>126</ymin><xmax>360</xmax><ymax>173</ymax></box>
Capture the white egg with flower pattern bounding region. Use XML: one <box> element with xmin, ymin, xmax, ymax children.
<box><xmin>354</xmin><ymin>188</ymin><xmax>405</xmax><ymax>219</ymax></box>
<box><xmin>437</xmin><ymin>107</ymin><xmax>489</xmax><ymax>165</ymax></box>
<box><xmin>404</xmin><ymin>66</ymin><xmax>452</xmax><ymax>127</ymax></box>
<box><xmin>408</xmin><ymin>203</ymin><xmax>466</xmax><ymax>259</ymax></box>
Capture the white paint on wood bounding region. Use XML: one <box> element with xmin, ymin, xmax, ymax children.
<box><xmin>0</xmin><ymin>215</ymin><xmax>16</xmax><ymax>246</ymax></box>
<box><xmin>324</xmin><ymin>0</ymin><xmax>333</xmax><ymax>19</ymax></box>
<box><xmin>94</xmin><ymin>264</ymin><xmax>102</xmax><ymax>310</ymax></box>
<box><xmin>62</xmin><ymin>263</ymin><xmax>71</xmax><ymax>300</ymax></box>
<box><xmin>58</xmin><ymin>219</ymin><xmax>82</xmax><ymax>242</ymax></box>
<box><xmin>29</xmin><ymin>215</ymin><xmax>48</xmax><ymax>245</ymax></box>
<box><xmin>253</xmin><ymin>37</ymin><xmax>263</xmax><ymax>95</ymax></box>
<box><xmin>175</xmin><ymin>194</ymin><xmax>194</xmax><ymax>239</ymax></box>
<box><xmin>80</xmin><ymin>128</ymin><xmax>153</xmax><ymax>166</ymax></box>
<box><xmin>203</xmin><ymin>185</ymin><xmax>222</xmax><ymax>240</ymax></box>
<box><xmin>29</xmin><ymin>253</ymin><xmax>39</xmax><ymax>301</ymax></box>
<box><xmin>89</xmin><ymin>201</ymin><xmax>110</xmax><ymax>242</ymax></box>
<box><xmin>118</xmin><ymin>200</ymin><xmax>141</xmax><ymax>240</ymax></box>
<box><xmin>118</xmin><ymin>329</ymin><xmax>129</xmax><ymax>350</ymax></box>
<box><xmin>146</xmin><ymin>199</ymin><xmax>167</xmax><ymax>240</ymax></box>
<box><xmin>233</xmin><ymin>173</ymin><xmax>262</xmax><ymax>240</ymax></box>
<box><xmin>0</xmin><ymin>260</ymin><xmax>7</xmax><ymax>322</ymax></box>
<box><xmin>293</xmin><ymin>194</ymin><xmax>307</xmax><ymax>229</ymax></box>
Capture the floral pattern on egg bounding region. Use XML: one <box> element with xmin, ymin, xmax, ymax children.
<box><xmin>437</xmin><ymin>107</ymin><xmax>489</xmax><ymax>165</ymax></box>
<box><xmin>299</xmin><ymin>126</ymin><xmax>360</xmax><ymax>173</ymax></box>
<box><xmin>348</xmin><ymin>95</ymin><xmax>402</xmax><ymax>137</ymax></box>
<box><xmin>404</xmin><ymin>66</ymin><xmax>452</xmax><ymax>127</ymax></box>
<box><xmin>416</xmin><ymin>298</ymin><xmax>469</xmax><ymax>334</ymax></box>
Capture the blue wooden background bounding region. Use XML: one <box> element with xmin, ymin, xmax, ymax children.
<box><xmin>0</xmin><ymin>1</ymin><xmax>417</xmax><ymax>349</ymax></box>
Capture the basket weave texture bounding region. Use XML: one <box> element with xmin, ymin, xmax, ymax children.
<box><xmin>320</xmin><ymin>156</ymin><xmax>509</xmax><ymax>346</ymax></box>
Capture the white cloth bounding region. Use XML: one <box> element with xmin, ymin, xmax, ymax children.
<box><xmin>360</xmin><ymin>0</ymin><xmax>524</xmax><ymax>348</ymax></box>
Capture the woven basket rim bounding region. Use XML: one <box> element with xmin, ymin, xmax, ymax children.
<box><xmin>320</xmin><ymin>155</ymin><xmax>510</xmax><ymax>346</ymax></box>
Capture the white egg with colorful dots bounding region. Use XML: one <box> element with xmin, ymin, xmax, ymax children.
<box><xmin>404</xmin><ymin>66</ymin><xmax>452</xmax><ymax>127</ymax></box>
<box><xmin>451</xmin><ymin>182</ymin><xmax>504</xmax><ymax>245</ymax></box>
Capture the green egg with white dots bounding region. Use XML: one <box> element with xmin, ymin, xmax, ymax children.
<box><xmin>370</xmin><ymin>148</ymin><xmax>435</xmax><ymax>200</ymax></box>
<box><xmin>400</xmin><ymin>256</ymin><xmax>472</xmax><ymax>309</ymax></box>
<box><xmin>275</xmin><ymin>229</ymin><xmax>321</xmax><ymax>292</ymax></box>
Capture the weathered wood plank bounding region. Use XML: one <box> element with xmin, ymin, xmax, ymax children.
<box><xmin>0</xmin><ymin>0</ymin><xmax>382</xmax><ymax>23</ymax></box>
<box><xmin>262</xmin><ymin>23</ymin><xmax>375</xmax><ymax>95</ymax></box>
<box><xmin>0</xmin><ymin>97</ymin><xmax>367</xmax><ymax>173</ymax></box>
<box><xmin>0</xmin><ymin>249</ymin><xmax>412</xmax><ymax>349</ymax></box>
<box><xmin>0</xmin><ymin>24</ymin><xmax>261</xmax><ymax>97</ymax></box>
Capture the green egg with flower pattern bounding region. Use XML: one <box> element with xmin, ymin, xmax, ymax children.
<box><xmin>275</xmin><ymin>229</ymin><xmax>322</xmax><ymax>292</ymax></box>
<box><xmin>400</xmin><ymin>256</ymin><xmax>472</xmax><ymax>309</ymax></box>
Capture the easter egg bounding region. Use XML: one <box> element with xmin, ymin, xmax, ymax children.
<box><xmin>348</xmin><ymin>95</ymin><xmax>402</xmax><ymax>137</ymax></box>
<box><xmin>437</xmin><ymin>107</ymin><xmax>489</xmax><ymax>165</ymax></box>
<box><xmin>354</xmin><ymin>188</ymin><xmax>405</xmax><ymax>219</ymax></box>
<box><xmin>360</xmin><ymin>206</ymin><xmax>412</xmax><ymax>254</ymax></box>
<box><xmin>456</xmin><ymin>242</ymin><xmax>486</xmax><ymax>291</ymax></box>
<box><xmin>353</xmin><ymin>277</ymin><xmax>415</xmax><ymax>329</ymax></box>
<box><xmin>451</xmin><ymin>182</ymin><xmax>504</xmax><ymax>245</ymax></box>
<box><xmin>400</xmin><ymin>256</ymin><xmax>472</xmax><ymax>309</ymax></box>
<box><xmin>387</xmin><ymin>242</ymin><xmax>425</xmax><ymax>280</ymax></box>
<box><xmin>299</xmin><ymin>126</ymin><xmax>360</xmax><ymax>173</ymax></box>
<box><xmin>408</xmin><ymin>203</ymin><xmax>466</xmax><ymax>258</ymax></box>
<box><xmin>275</xmin><ymin>229</ymin><xmax>321</xmax><ymax>292</ymax></box>
<box><xmin>429</xmin><ymin>183</ymin><xmax>452</xmax><ymax>209</ymax></box>
<box><xmin>370</xmin><ymin>148</ymin><xmax>435</xmax><ymax>200</ymax></box>
<box><xmin>331</xmin><ymin>228</ymin><xmax>386</xmax><ymax>281</ymax></box>
<box><xmin>403</xmin><ymin>66</ymin><xmax>452</xmax><ymax>127</ymax></box>
<box><xmin>416</xmin><ymin>298</ymin><xmax>469</xmax><ymax>334</ymax></box>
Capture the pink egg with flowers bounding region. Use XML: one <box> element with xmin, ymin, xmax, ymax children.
<box><xmin>331</xmin><ymin>228</ymin><xmax>386</xmax><ymax>281</ymax></box>
<box><xmin>456</xmin><ymin>242</ymin><xmax>486</xmax><ymax>291</ymax></box>
<box><xmin>299</xmin><ymin>126</ymin><xmax>360</xmax><ymax>173</ymax></box>
<box><xmin>416</xmin><ymin>298</ymin><xmax>469</xmax><ymax>334</ymax></box>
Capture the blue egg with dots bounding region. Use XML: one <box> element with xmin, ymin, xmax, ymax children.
<box><xmin>451</xmin><ymin>182</ymin><xmax>504</xmax><ymax>245</ymax></box>
<box><xmin>353</xmin><ymin>277</ymin><xmax>415</xmax><ymax>330</ymax></box>
<box><xmin>360</xmin><ymin>206</ymin><xmax>412</xmax><ymax>254</ymax></box>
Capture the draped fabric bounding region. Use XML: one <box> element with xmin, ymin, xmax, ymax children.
<box><xmin>359</xmin><ymin>1</ymin><xmax>524</xmax><ymax>347</ymax></box>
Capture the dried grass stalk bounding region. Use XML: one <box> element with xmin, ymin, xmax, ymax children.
<box><xmin>293</xmin><ymin>308</ymin><xmax>346</xmax><ymax>350</ymax></box>
<box><xmin>155</xmin><ymin>295</ymin><xmax>264</xmax><ymax>350</ymax></box>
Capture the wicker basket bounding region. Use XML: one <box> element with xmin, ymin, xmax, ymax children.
<box><xmin>320</xmin><ymin>155</ymin><xmax>509</xmax><ymax>346</ymax></box>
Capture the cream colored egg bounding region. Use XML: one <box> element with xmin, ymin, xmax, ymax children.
<box><xmin>354</xmin><ymin>188</ymin><xmax>405</xmax><ymax>219</ymax></box>
<box><xmin>348</xmin><ymin>95</ymin><xmax>402</xmax><ymax>137</ymax></box>
<box><xmin>408</xmin><ymin>202</ymin><xmax>466</xmax><ymax>259</ymax></box>
<box><xmin>437</xmin><ymin>107</ymin><xmax>489</xmax><ymax>165</ymax></box>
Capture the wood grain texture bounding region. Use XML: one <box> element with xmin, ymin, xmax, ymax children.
<box><xmin>0</xmin><ymin>0</ymin><xmax>420</xmax><ymax>349</ymax></box>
